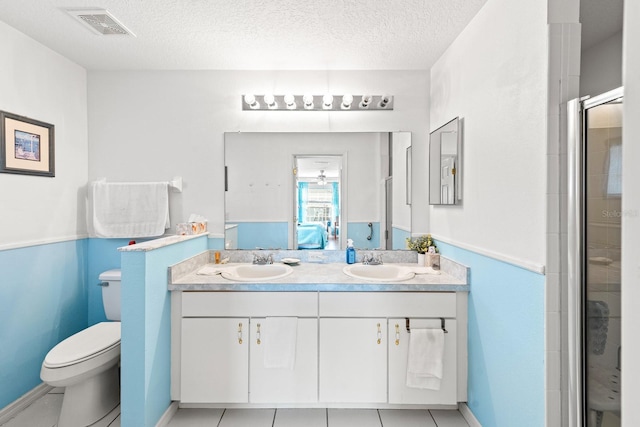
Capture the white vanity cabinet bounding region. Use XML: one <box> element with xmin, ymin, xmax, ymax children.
<box><xmin>318</xmin><ymin>292</ymin><xmax>461</xmax><ymax>406</ymax></box>
<box><xmin>176</xmin><ymin>292</ymin><xmax>318</xmax><ymax>404</ymax></box>
<box><xmin>388</xmin><ymin>318</ymin><xmax>457</xmax><ymax>404</ymax></box>
<box><xmin>172</xmin><ymin>289</ymin><xmax>467</xmax><ymax>407</ymax></box>
<box><xmin>249</xmin><ymin>317</ymin><xmax>318</xmax><ymax>403</ymax></box>
<box><xmin>180</xmin><ymin>317</ymin><xmax>249</xmax><ymax>403</ymax></box>
<box><xmin>319</xmin><ymin>318</ymin><xmax>388</xmax><ymax>403</ymax></box>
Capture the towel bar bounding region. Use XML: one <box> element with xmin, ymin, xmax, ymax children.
<box><xmin>405</xmin><ymin>317</ymin><xmax>448</xmax><ymax>334</ymax></box>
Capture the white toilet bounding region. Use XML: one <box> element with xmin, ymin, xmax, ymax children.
<box><xmin>41</xmin><ymin>269</ymin><xmax>122</xmax><ymax>427</ymax></box>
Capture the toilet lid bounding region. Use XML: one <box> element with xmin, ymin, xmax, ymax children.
<box><xmin>44</xmin><ymin>322</ymin><xmax>121</xmax><ymax>368</ymax></box>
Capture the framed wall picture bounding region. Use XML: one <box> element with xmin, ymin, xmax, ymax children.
<box><xmin>0</xmin><ymin>111</ymin><xmax>55</xmax><ymax>177</ymax></box>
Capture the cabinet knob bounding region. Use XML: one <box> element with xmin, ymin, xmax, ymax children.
<box><xmin>377</xmin><ymin>323</ymin><xmax>382</xmax><ymax>345</ymax></box>
<box><xmin>238</xmin><ymin>322</ymin><xmax>243</xmax><ymax>344</ymax></box>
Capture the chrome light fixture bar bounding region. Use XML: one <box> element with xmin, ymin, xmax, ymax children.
<box><xmin>241</xmin><ymin>95</ymin><xmax>394</xmax><ymax>111</ymax></box>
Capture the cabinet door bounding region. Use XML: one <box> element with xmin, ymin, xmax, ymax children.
<box><xmin>249</xmin><ymin>318</ymin><xmax>318</xmax><ymax>403</ymax></box>
<box><xmin>319</xmin><ymin>318</ymin><xmax>387</xmax><ymax>403</ymax></box>
<box><xmin>181</xmin><ymin>318</ymin><xmax>249</xmax><ymax>403</ymax></box>
<box><xmin>388</xmin><ymin>318</ymin><xmax>457</xmax><ymax>404</ymax></box>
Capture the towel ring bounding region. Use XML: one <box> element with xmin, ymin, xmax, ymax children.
<box><xmin>405</xmin><ymin>317</ymin><xmax>448</xmax><ymax>334</ymax></box>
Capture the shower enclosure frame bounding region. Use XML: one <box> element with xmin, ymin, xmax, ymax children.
<box><xmin>567</xmin><ymin>86</ymin><xmax>623</xmax><ymax>427</ymax></box>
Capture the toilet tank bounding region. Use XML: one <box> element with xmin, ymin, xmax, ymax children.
<box><xmin>99</xmin><ymin>269</ymin><xmax>121</xmax><ymax>321</ymax></box>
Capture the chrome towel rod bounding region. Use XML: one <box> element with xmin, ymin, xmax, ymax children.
<box><xmin>405</xmin><ymin>317</ymin><xmax>448</xmax><ymax>334</ymax></box>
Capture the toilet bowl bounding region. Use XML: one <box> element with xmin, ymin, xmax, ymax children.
<box><xmin>41</xmin><ymin>322</ymin><xmax>120</xmax><ymax>427</ymax></box>
<box><xmin>41</xmin><ymin>269</ymin><xmax>122</xmax><ymax>427</ymax></box>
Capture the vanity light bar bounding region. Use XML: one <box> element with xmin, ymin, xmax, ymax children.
<box><xmin>241</xmin><ymin>95</ymin><xmax>394</xmax><ymax>111</ymax></box>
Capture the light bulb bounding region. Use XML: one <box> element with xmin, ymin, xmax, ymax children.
<box><xmin>341</xmin><ymin>94</ymin><xmax>353</xmax><ymax>109</ymax></box>
<box><xmin>244</xmin><ymin>94</ymin><xmax>259</xmax><ymax>109</ymax></box>
<box><xmin>359</xmin><ymin>95</ymin><xmax>372</xmax><ymax>109</ymax></box>
<box><xmin>303</xmin><ymin>94</ymin><xmax>314</xmax><ymax>109</ymax></box>
<box><xmin>378</xmin><ymin>95</ymin><xmax>391</xmax><ymax>108</ymax></box>
<box><xmin>264</xmin><ymin>94</ymin><xmax>277</xmax><ymax>109</ymax></box>
<box><xmin>284</xmin><ymin>94</ymin><xmax>296</xmax><ymax>109</ymax></box>
<box><xmin>323</xmin><ymin>94</ymin><xmax>334</xmax><ymax>109</ymax></box>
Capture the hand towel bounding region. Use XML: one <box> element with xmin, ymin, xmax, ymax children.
<box><xmin>264</xmin><ymin>317</ymin><xmax>298</xmax><ymax>370</ymax></box>
<box><xmin>92</xmin><ymin>181</ymin><xmax>170</xmax><ymax>238</ymax></box>
<box><xmin>406</xmin><ymin>328</ymin><xmax>445</xmax><ymax>390</ymax></box>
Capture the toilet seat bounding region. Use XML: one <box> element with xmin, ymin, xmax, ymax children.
<box><xmin>43</xmin><ymin>322</ymin><xmax>121</xmax><ymax>368</ymax></box>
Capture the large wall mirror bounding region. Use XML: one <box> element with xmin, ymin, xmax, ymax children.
<box><xmin>429</xmin><ymin>117</ymin><xmax>462</xmax><ymax>205</ymax></box>
<box><xmin>224</xmin><ymin>132</ymin><xmax>411</xmax><ymax>250</ymax></box>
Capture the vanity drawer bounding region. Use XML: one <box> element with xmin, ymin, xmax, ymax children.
<box><xmin>182</xmin><ymin>292</ymin><xmax>318</xmax><ymax>317</ymax></box>
<box><xmin>319</xmin><ymin>292</ymin><xmax>456</xmax><ymax>317</ymax></box>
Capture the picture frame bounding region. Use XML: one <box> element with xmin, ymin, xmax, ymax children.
<box><xmin>0</xmin><ymin>111</ymin><xmax>55</xmax><ymax>177</ymax></box>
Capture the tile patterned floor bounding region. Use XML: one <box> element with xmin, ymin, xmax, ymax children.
<box><xmin>0</xmin><ymin>388</ymin><xmax>472</xmax><ymax>427</ymax></box>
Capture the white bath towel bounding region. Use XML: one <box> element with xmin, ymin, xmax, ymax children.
<box><xmin>263</xmin><ymin>317</ymin><xmax>298</xmax><ymax>370</ymax></box>
<box><xmin>406</xmin><ymin>328</ymin><xmax>445</xmax><ymax>390</ymax></box>
<box><xmin>92</xmin><ymin>181</ymin><xmax>170</xmax><ymax>238</ymax></box>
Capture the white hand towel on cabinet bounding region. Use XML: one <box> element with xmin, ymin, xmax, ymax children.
<box><xmin>406</xmin><ymin>328</ymin><xmax>445</xmax><ymax>390</ymax></box>
<box><xmin>263</xmin><ymin>317</ymin><xmax>298</xmax><ymax>370</ymax></box>
<box><xmin>92</xmin><ymin>181</ymin><xmax>170</xmax><ymax>238</ymax></box>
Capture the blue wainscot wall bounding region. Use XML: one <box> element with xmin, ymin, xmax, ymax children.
<box><xmin>236</xmin><ymin>222</ymin><xmax>288</xmax><ymax>249</ymax></box>
<box><xmin>0</xmin><ymin>240</ymin><xmax>88</xmax><ymax>409</ymax></box>
<box><xmin>347</xmin><ymin>222</ymin><xmax>381</xmax><ymax>249</ymax></box>
<box><xmin>436</xmin><ymin>240</ymin><xmax>545</xmax><ymax>427</ymax></box>
<box><xmin>392</xmin><ymin>227</ymin><xmax>411</xmax><ymax>250</ymax></box>
<box><xmin>120</xmin><ymin>235</ymin><xmax>208</xmax><ymax>427</ymax></box>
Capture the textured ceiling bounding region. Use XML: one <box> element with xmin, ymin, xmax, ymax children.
<box><xmin>0</xmin><ymin>0</ymin><xmax>623</xmax><ymax>71</ymax></box>
<box><xmin>0</xmin><ymin>0</ymin><xmax>488</xmax><ymax>70</ymax></box>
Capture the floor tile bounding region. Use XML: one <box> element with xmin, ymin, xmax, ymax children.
<box><xmin>218</xmin><ymin>409</ymin><xmax>275</xmax><ymax>427</ymax></box>
<box><xmin>379</xmin><ymin>409</ymin><xmax>436</xmax><ymax>427</ymax></box>
<box><xmin>274</xmin><ymin>409</ymin><xmax>326</xmax><ymax>427</ymax></box>
<box><xmin>429</xmin><ymin>410</ymin><xmax>469</xmax><ymax>427</ymax></box>
<box><xmin>90</xmin><ymin>405</ymin><xmax>121</xmax><ymax>427</ymax></box>
<box><xmin>327</xmin><ymin>409</ymin><xmax>381</xmax><ymax>427</ymax></box>
<box><xmin>0</xmin><ymin>394</ymin><xmax>62</xmax><ymax>427</ymax></box>
<box><xmin>107</xmin><ymin>415</ymin><xmax>120</xmax><ymax>427</ymax></box>
<box><xmin>166</xmin><ymin>408</ymin><xmax>224</xmax><ymax>427</ymax></box>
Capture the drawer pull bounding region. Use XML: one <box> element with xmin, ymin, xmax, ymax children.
<box><xmin>377</xmin><ymin>323</ymin><xmax>382</xmax><ymax>345</ymax></box>
<box><xmin>395</xmin><ymin>324</ymin><xmax>400</xmax><ymax>345</ymax></box>
<box><xmin>256</xmin><ymin>323</ymin><xmax>261</xmax><ymax>345</ymax></box>
<box><xmin>238</xmin><ymin>322</ymin><xmax>243</xmax><ymax>344</ymax></box>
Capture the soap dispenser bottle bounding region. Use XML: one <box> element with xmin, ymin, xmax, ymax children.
<box><xmin>346</xmin><ymin>239</ymin><xmax>356</xmax><ymax>264</ymax></box>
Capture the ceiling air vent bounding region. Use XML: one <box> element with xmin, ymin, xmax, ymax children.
<box><xmin>66</xmin><ymin>9</ymin><xmax>135</xmax><ymax>36</ymax></box>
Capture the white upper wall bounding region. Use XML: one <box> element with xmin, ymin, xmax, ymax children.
<box><xmin>429</xmin><ymin>0</ymin><xmax>548</xmax><ymax>267</ymax></box>
<box><xmin>87</xmin><ymin>71</ymin><xmax>430</xmax><ymax>237</ymax></box>
<box><xmin>580</xmin><ymin>31</ymin><xmax>623</xmax><ymax>97</ymax></box>
<box><xmin>0</xmin><ymin>21</ymin><xmax>88</xmax><ymax>249</ymax></box>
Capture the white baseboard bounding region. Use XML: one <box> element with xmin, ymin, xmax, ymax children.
<box><xmin>155</xmin><ymin>401</ymin><xmax>179</xmax><ymax>427</ymax></box>
<box><xmin>0</xmin><ymin>383</ymin><xmax>53</xmax><ymax>425</ymax></box>
<box><xmin>459</xmin><ymin>402</ymin><xmax>482</xmax><ymax>427</ymax></box>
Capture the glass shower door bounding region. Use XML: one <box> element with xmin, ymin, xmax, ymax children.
<box><xmin>570</xmin><ymin>87</ymin><xmax>623</xmax><ymax>427</ymax></box>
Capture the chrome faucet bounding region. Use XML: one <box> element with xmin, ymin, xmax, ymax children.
<box><xmin>252</xmin><ymin>253</ymin><xmax>273</xmax><ymax>265</ymax></box>
<box><xmin>362</xmin><ymin>253</ymin><xmax>383</xmax><ymax>265</ymax></box>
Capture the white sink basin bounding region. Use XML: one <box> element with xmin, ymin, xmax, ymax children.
<box><xmin>342</xmin><ymin>264</ymin><xmax>415</xmax><ymax>282</ymax></box>
<box><xmin>220</xmin><ymin>264</ymin><xmax>294</xmax><ymax>282</ymax></box>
